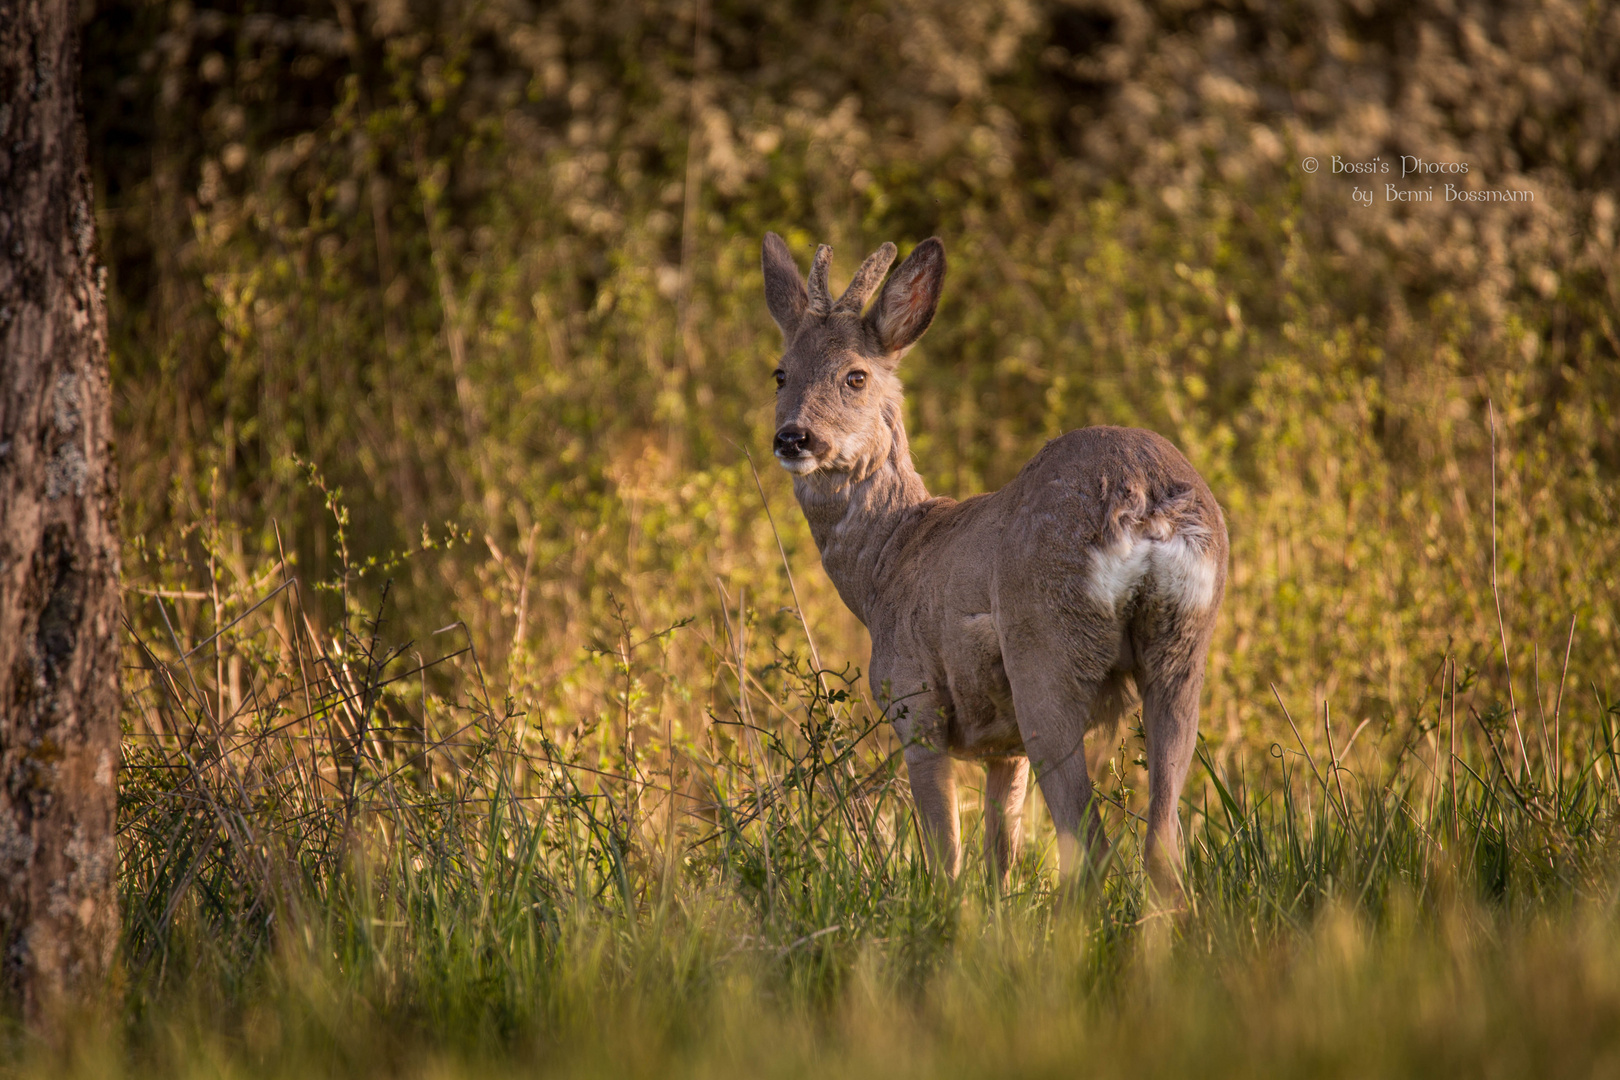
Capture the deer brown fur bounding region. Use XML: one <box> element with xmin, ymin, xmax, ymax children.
<box><xmin>761</xmin><ymin>232</ymin><xmax>1228</xmax><ymax>897</ymax></box>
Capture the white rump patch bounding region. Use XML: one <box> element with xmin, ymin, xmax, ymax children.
<box><xmin>1087</xmin><ymin>531</ymin><xmax>1217</xmax><ymax>614</ymax></box>
<box><xmin>1149</xmin><ymin>533</ymin><xmax>1219</xmax><ymax>612</ymax></box>
<box><xmin>1087</xmin><ymin>535</ymin><xmax>1153</xmax><ymax>613</ymax></box>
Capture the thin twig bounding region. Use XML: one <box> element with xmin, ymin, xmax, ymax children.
<box><xmin>744</xmin><ymin>447</ymin><xmax>826</xmax><ymax>689</ymax></box>
<box><xmin>1487</xmin><ymin>400</ymin><xmax>1528</xmax><ymax>770</ymax></box>
<box><xmin>1448</xmin><ymin>656</ymin><xmax>1459</xmax><ymax>845</ymax></box>
<box><xmin>1323</xmin><ymin>699</ymin><xmax>1351</xmax><ymax>823</ymax></box>
<box><xmin>1552</xmin><ymin>614</ymin><xmax>1576</xmax><ymax>817</ymax></box>
<box><xmin>1272</xmin><ymin>683</ymin><xmax>1351</xmax><ymax>833</ymax></box>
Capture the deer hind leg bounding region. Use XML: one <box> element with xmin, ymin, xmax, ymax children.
<box><xmin>983</xmin><ymin>756</ymin><xmax>1030</xmax><ymax>890</ymax></box>
<box><xmin>1138</xmin><ymin>659</ymin><xmax>1208</xmax><ymax>908</ymax></box>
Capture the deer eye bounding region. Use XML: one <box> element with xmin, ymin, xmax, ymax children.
<box><xmin>845</xmin><ymin>370</ymin><xmax>868</xmax><ymax>390</ymax></box>
<box><xmin>773</xmin><ymin>369</ymin><xmax>786</xmax><ymax>389</ymax></box>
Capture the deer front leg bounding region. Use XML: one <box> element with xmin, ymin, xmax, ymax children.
<box><xmin>984</xmin><ymin>757</ymin><xmax>1030</xmax><ymax>890</ymax></box>
<box><xmin>904</xmin><ymin>744</ymin><xmax>961</xmax><ymax>878</ymax></box>
<box><xmin>886</xmin><ymin>681</ymin><xmax>961</xmax><ymax>879</ymax></box>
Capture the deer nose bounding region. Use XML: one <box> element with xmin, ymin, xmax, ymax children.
<box><xmin>774</xmin><ymin>426</ymin><xmax>812</xmax><ymax>457</ymax></box>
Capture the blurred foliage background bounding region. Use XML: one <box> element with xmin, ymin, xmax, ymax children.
<box><xmin>85</xmin><ymin>0</ymin><xmax>1619</xmax><ymax>770</ymax></box>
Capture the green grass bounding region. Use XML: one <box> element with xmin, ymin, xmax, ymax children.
<box><xmin>66</xmin><ymin>2</ymin><xmax>1620</xmax><ymax>1070</ymax></box>
<box><xmin>34</xmin><ymin>547</ymin><xmax>1610</xmax><ymax>1078</ymax></box>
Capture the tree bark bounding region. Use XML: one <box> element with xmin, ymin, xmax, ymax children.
<box><xmin>0</xmin><ymin>0</ymin><xmax>122</xmax><ymax>1025</ymax></box>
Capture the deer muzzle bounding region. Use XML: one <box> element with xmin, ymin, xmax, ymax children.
<box><xmin>773</xmin><ymin>425</ymin><xmax>819</xmax><ymax>474</ymax></box>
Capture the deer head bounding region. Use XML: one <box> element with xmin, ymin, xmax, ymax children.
<box><xmin>761</xmin><ymin>233</ymin><xmax>946</xmax><ymax>478</ymax></box>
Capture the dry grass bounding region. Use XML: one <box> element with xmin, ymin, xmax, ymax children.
<box><xmin>56</xmin><ymin>0</ymin><xmax>1620</xmax><ymax>1071</ymax></box>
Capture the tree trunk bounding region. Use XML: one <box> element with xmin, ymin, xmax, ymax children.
<box><xmin>0</xmin><ymin>0</ymin><xmax>122</xmax><ymax>1025</ymax></box>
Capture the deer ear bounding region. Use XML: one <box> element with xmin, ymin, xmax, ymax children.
<box><xmin>866</xmin><ymin>237</ymin><xmax>945</xmax><ymax>359</ymax></box>
<box><xmin>762</xmin><ymin>232</ymin><xmax>808</xmax><ymax>338</ymax></box>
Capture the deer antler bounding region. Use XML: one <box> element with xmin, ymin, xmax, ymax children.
<box><xmin>805</xmin><ymin>244</ymin><xmax>834</xmax><ymax>317</ymax></box>
<box><xmin>834</xmin><ymin>242</ymin><xmax>897</xmax><ymax>314</ymax></box>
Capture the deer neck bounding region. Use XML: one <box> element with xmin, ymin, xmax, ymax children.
<box><xmin>791</xmin><ymin>403</ymin><xmax>932</xmax><ymax>627</ymax></box>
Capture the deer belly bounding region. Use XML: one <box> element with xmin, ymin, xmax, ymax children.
<box><xmin>942</xmin><ymin>616</ymin><xmax>1023</xmax><ymax>759</ymax></box>
<box><xmin>945</xmin><ymin>703</ymin><xmax>1023</xmax><ymax>759</ymax></box>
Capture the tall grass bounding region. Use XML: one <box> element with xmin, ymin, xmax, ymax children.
<box><xmin>65</xmin><ymin>483</ymin><xmax>1616</xmax><ymax>1078</ymax></box>
<box><xmin>66</xmin><ymin>1</ymin><xmax>1620</xmax><ymax>1072</ymax></box>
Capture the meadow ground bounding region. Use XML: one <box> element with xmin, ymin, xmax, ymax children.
<box><xmin>48</xmin><ymin>0</ymin><xmax>1620</xmax><ymax>1072</ymax></box>
<box><xmin>14</xmin><ymin>523</ymin><xmax>1614</xmax><ymax>1079</ymax></box>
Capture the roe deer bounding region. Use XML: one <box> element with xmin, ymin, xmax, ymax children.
<box><xmin>761</xmin><ymin>233</ymin><xmax>1228</xmax><ymax>898</ymax></box>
